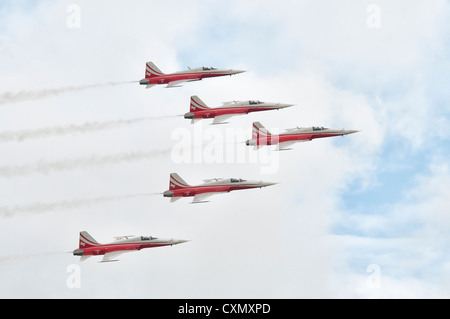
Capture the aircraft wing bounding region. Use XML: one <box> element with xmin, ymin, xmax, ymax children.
<box><xmin>166</xmin><ymin>79</ymin><xmax>201</xmax><ymax>88</ymax></box>
<box><xmin>166</xmin><ymin>80</ymin><xmax>189</xmax><ymax>88</ymax></box>
<box><xmin>212</xmin><ymin>114</ymin><xmax>237</xmax><ymax>124</ymax></box>
<box><xmin>192</xmin><ymin>192</ymin><xmax>225</xmax><ymax>203</ymax></box>
<box><xmin>101</xmin><ymin>251</ymin><xmax>129</xmax><ymax>262</ymax></box>
<box><xmin>277</xmin><ymin>141</ymin><xmax>302</xmax><ymax>150</ymax></box>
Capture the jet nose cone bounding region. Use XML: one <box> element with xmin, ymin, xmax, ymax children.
<box><xmin>278</xmin><ymin>103</ymin><xmax>295</xmax><ymax>109</ymax></box>
<box><xmin>230</xmin><ymin>69</ymin><xmax>247</xmax><ymax>75</ymax></box>
<box><xmin>344</xmin><ymin>130</ymin><xmax>360</xmax><ymax>135</ymax></box>
<box><xmin>172</xmin><ymin>239</ymin><xmax>189</xmax><ymax>245</ymax></box>
<box><xmin>260</xmin><ymin>182</ymin><xmax>278</xmax><ymax>187</ymax></box>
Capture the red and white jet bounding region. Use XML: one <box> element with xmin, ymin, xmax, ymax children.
<box><xmin>163</xmin><ymin>173</ymin><xmax>277</xmax><ymax>203</ymax></box>
<box><xmin>139</xmin><ymin>62</ymin><xmax>246</xmax><ymax>89</ymax></box>
<box><xmin>184</xmin><ymin>95</ymin><xmax>294</xmax><ymax>124</ymax></box>
<box><xmin>73</xmin><ymin>231</ymin><xmax>188</xmax><ymax>262</ymax></box>
<box><xmin>246</xmin><ymin>121</ymin><xmax>359</xmax><ymax>151</ymax></box>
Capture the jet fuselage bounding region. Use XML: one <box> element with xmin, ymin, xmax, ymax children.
<box><xmin>163</xmin><ymin>178</ymin><xmax>276</xmax><ymax>198</ymax></box>
<box><xmin>246</xmin><ymin>123</ymin><xmax>359</xmax><ymax>149</ymax></box>
<box><xmin>139</xmin><ymin>63</ymin><xmax>245</xmax><ymax>88</ymax></box>
<box><xmin>73</xmin><ymin>234</ymin><xmax>186</xmax><ymax>258</ymax></box>
<box><xmin>184</xmin><ymin>101</ymin><xmax>293</xmax><ymax>120</ymax></box>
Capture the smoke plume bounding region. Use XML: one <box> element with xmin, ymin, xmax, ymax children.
<box><xmin>0</xmin><ymin>115</ymin><xmax>182</xmax><ymax>143</ymax></box>
<box><xmin>0</xmin><ymin>252</ymin><xmax>69</xmax><ymax>263</ymax></box>
<box><xmin>0</xmin><ymin>81</ymin><xmax>136</xmax><ymax>105</ymax></box>
<box><xmin>0</xmin><ymin>192</ymin><xmax>160</xmax><ymax>218</ymax></box>
<box><xmin>0</xmin><ymin>149</ymin><xmax>171</xmax><ymax>178</ymax></box>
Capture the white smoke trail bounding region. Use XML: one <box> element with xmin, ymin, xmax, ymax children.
<box><xmin>0</xmin><ymin>192</ymin><xmax>160</xmax><ymax>218</ymax></box>
<box><xmin>0</xmin><ymin>149</ymin><xmax>172</xmax><ymax>178</ymax></box>
<box><xmin>0</xmin><ymin>252</ymin><xmax>69</xmax><ymax>263</ymax></box>
<box><xmin>0</xmin><ymin>115</ymin><xmax>182</xmax><ymax>143</ymax></box>
<box><xmin>0</xmin><ymin>81</ymin><xmax>137</xmax><ymax>105</ymax></box>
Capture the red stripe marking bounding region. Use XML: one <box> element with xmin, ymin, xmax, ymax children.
<box><xmin>190</xmin><ymin>97</ymin><xmax>208</xmax><ymax>110</ymax></box>
<box><xmin>80</xmin><ymin>233</ymin><xmax>98</xmax><ymax>246</ymax></box>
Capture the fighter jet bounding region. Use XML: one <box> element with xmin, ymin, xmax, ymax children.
<box><xmin>163</xmin><ymin>173</ymin><xmax>277</xmax><ymax>203</ymax></box>
<box><xmin>139</xmin><ymin>62</ymin><xmax>246</xmax><ymax>89</ymax></box>
<box><xmin>246</xmin><ymin>121</ymin><xmax>359</xmax><ymax>151</ymax></box>
<box><xmin>73</xmin><ymin>231</ymin><xmax>188</xmax><ymax>262</ymax></box>
<box><xmin>184</xmin><ymin>95</ymin><xmax>294</xmax><ymax>124</ymax></box>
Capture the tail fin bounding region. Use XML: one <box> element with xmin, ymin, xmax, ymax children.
<box><xmin>190</xmin><ymin>95</ymin><xmax>210</xmax><ymax>112</ymax></box>
<box><xmin>145</xmin><ymin>62</ymin><xmax>165</xmax><ymax>79</ymax></box>
<box><xmin>79</xmin><ymin>231</ymin><xmax>100</xmax><ymax>248</ymax></box>
<box><xmin>252</xmin><ymin>121</ymin><xmax>271</xmax><ymax>139</ymax></box>
<box><xmin>169</xmin><ymin>173</ymin><xmax>190</xmax><ymax>190</ymax></box>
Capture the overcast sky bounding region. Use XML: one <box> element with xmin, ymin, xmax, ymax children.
<box><xmin>0</xmin><ymin>0</ymin><xmax>449</xmax><ymax>298</ymax></box>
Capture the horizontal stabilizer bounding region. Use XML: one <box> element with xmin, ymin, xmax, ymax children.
<box><xmin>170</xmin><ymin>197</ymin><xmax>182</xmax><ymax>203</ymax></box>
<box><xmin>80</xmin><ymin>255</ymin><xmax>92</xmax><ymax>262</ymax></box>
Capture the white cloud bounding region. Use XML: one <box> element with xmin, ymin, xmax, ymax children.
<box><xmin>0</xmin><ymin>0</ymin><xmax>448</xmax><ymax>298</ymax></box>
<box><xmin>332</xmin><ymin>157</ymin><xmax>450</xmax><ymax>298</ymax></box>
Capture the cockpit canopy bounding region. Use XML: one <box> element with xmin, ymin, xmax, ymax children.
<box><xmin>202</xmin><ymin>66</ymin><xmax>217</xmax><ymax>71</ymax></box>
<box><xmin>249</xmin><ymin>100</ymin><xmax>263</xmax><ymax>105</ymax></box>
<box><xmin>141</xmin><ymin>236</ymin><xmax>157</xmax><ymax>241</ymax></box>
<box><xmin>230</xmin><ymin>178</ymin><xmax>246</xmax><ymax>183</ymax></box>
<box><xmin>312</xmin><ymin>126</ymin><xmax>328</xmax><ymax>131</ymax></box>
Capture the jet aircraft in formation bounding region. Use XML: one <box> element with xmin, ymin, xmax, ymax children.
<box><xmin>73</xmin><ymin>231</ymin><xmax>188</xmax><ymax>262</ymax></box>
<box><xmin>184</xmin><ymin>95</ymin><xmax>294</xmax><ymax>124</ymax></box>
<box><xmin>139</xmin><ymin>62</ymin><xmax>245</xmax><ymax>89</ymax></box>
<box><xmin>73</xmin><ymin>60</ymin><xmax>359</xmax><ymax>262</ymax></box>
<box><xmin>163</xmin><ymin>173</ymin><xmax>277</xmax><ymax>203</ymax></box>
<box><xmin>246</xmin><ymin>121</ymin><xmax>359</xmax><ymax>150</ymax></box>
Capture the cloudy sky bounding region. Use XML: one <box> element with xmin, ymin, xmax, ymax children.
<box><xmin>0</xmin><ymin>0</ymin><xmax>449</xmax><ymax>298</ymax></box>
